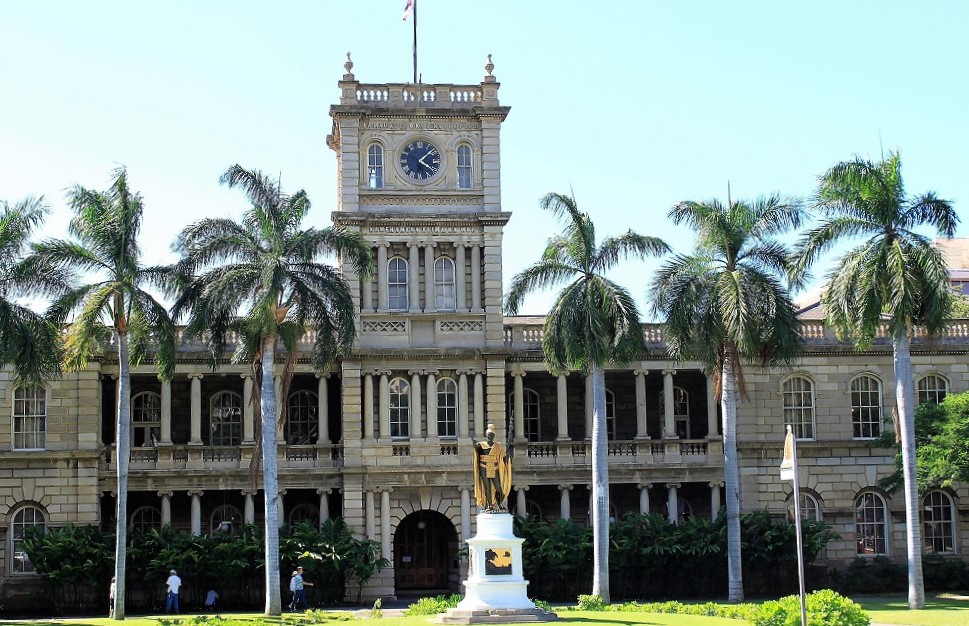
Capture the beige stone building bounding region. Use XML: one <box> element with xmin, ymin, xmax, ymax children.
<box><xmin>2</xmin><ymin>58</ymin><xmax>968</xmax><ymax>602</ymax></box>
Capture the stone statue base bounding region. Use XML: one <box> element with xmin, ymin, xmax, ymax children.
<box><xmin>438</xmin><ymin>513</ymin><xmax>557</xmax><ymax>624</ymax></box>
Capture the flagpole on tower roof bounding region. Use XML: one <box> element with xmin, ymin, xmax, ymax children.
<box><xmin>402</xmin><ymin>0</ymin><xmax>418</xmax><ymax>83</ymax></box>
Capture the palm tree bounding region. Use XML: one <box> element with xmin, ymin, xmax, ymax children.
<box><xmin>30</xmin><ymin>167</ymin><xmax>176</xmax><ymax>620</ymax></box>
<box><xmin>171</xmin><ymin>164</ymin><xmax>373</xmax><ymax>615</ymax></box>
<box><xmin>505</xmin><ymin>191</ymin><xmax>668</xmax><ymax>603</ymax></box>
<box><xmin>0</xmin><ymin>197</ymin><xmax>62</xmax><ymax>385</ymax></box>
<box><xmin>792</xmin><ymin>151</ymin><xmax>958</xmax><ymax>609</ymax></box>
<box><xmin>651</xmin><ymin>194</ymin><xmax>805</xmax><ymax>602</ymax></box>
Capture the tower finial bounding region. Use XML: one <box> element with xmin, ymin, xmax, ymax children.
<box><xmin>343</xmin><ymin>52</ymin><xmax>355</xmax><ymax>80</ymax></box>
<box><xmin>485</xmin><ymin>53</ymin><xmax>494</xmax><ymax>77</ymax></box>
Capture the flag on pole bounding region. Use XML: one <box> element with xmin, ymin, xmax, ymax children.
<box><xmin>779</xmin><ymin>425</ymin><xmax>796</xmax><ymax>481</ymax></box>
<box><xmin>402</xmin><ymin>0</ymin><xmax>415</xmax><ymax>20</ymax></box>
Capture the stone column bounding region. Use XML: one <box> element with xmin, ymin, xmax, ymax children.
<box><xmin>380</xmin><ymin>489</ymin><xmax>392</xmax><ymax>560</ymax></box>
<box><xmin>559</xmin><ymin>484</ymin><xmax>572</xmax><ymax>520</ymax></box>
<box><xmin>408</xmin><ymin>242</ymin><xmax>420</xmax><ymax>312</ymax></box>
<box><xmin>379</xmin><ymin>372</ymin><xmax>390</xmax><ymax>440</ymax></box>
<box><xmin>318</xmin><ymin>374</ymin><xmax>330</xmax><ymax>444</ymax></box>
<box><xmin>460</xmin><ymin>488</ymin><xmax>472</xmax><ymax>540</ymax></box>
<box><xmin>470</xmin><ymin>243</ymin><xmax>482</xmax><ymax>312</ymax></box>
<box><xmin>376</xmin><ymin>243</ymin><xmax>389</xmax><ymax>312</ymax></box>
<box><xmin>634</xmin><ymin>368</ymin><xmax>649</xmax><ymax>439</ymax></box>
<box><xmin>458</xmin><ymin>371</ymin><xmax>470</xmax><ymax>438</ymax></box>
<box><xmin>513</xmin><ymin>372</ymin><xmax>525</xmax><ymax>442</ymax></box>
<box><xmin>160</xmin><ymin>379</ymin><xmax>172</xmax><ymax>445</ymax></box>
<box><xmin>516</xmin><ymin>485</ymin><xmax>528</xmax><ymax>517</ymax></box>
<box><xmin>663</xmin><ymin>369</ymin><xmax>677</xmax><ymax>439</ymax></box>
<box><xmin>473</xmin><ymin>373</ymin><xmax>485</xmax><ymax>437</ymax></box>
<box><xmin>710</xmin><ymin>481</ymin><xmax>724</xmax><ymax>521</ymax></box>
<box><xmin>363</xmin><ymin>372</ymin><xmax>375</xmax><ymax>439</ymax></box>
<box><xmin>190</xmin><ymin>491</ymin><xmax>203</xmax><ymax>535</ymax></box>
<box><xmin>241</xmin><ymin>490</ymin><xmax>255</xmax><ymax>525</ymax></box>
<box><xmin>706</xmin><ymin>374</ymin><xmax>720</xmax><ymax>439</ymax></box>
<box><xmin>189</xmin><ymin>375</ymin><xmax>202</xmax><ymax>445</ymax></box>
<box><xmin>410</xmin><ymin>371</ymin><xmax>422</xmax><ymax>439</ymax></box>
<box><xmin>455</xmin><ymin>242</ymin><xmax>467</xmax><ymax>311</ymax></box>
<box><xmin>639</xmin><ymin>483</ymin><xmax>652</xmax><ymax>515</ymax></box>
<box><xmin>318</xmin><ymin>489</ymin><xmax>331</xmax><ymax>527</ymax></box>
<box><xmin>423</xmin><ymin>242</ymin><xmax>436</xmax><ymax>312</ymax></box>
<box><xmin>556</xmin><ymin>374</ymin><xmax>569</xmax><ymax>440</ymax></box>
<box><xmin>242</xmin><ymin>374</ymin><xmax>255</xmax><ymax>445</ymax></box>
<box><xmin>426</xmin><ymin>371</ymin><xmax>438</xmax><ymax>438</ymax></box>
<box><xmin>365</xmin><ymin>490</ymin><xmax>376</xmax><ymax>540</ymax></box>
<box><xmin>667</xmin><ymin>483</ymin><xmax>681</xmax><ymax>524</ymax></box>
<box><xmin>278</xmin><ymin>488</ymin><xmax>288</xmax><ymax>528</ymax></box>
<box><xmin>584</xmin><ymin>374</ymin><xmax>593</xmax><ymax>439</ymax></box>
<box><xmin>159</xmin><ymin>491</ymin><xmax>172</xmax><ymax>526</ymax></box>
<box><xmin>361</xmin><ymin>249</ymin><xmax>374</xmax><ymax>312</ymax></box>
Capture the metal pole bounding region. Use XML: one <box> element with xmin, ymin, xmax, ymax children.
<box><xmin>791</xmin><ymin>435</ymin><xmax>807</xmax><ymax>626</ymax></box>
<box><xmin>412</xmin><ymin>0</ymin><xmax>418</xmax><ymax>83</ymax></box>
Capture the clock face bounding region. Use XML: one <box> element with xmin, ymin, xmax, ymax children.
<box><xmin>399</xmin><ymin>140</ymin><xmax>442</xmax><ymax>181</ymax></box>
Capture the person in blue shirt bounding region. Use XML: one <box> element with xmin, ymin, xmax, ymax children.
<box><xmin>288</xmin><ymin>566</ymin><xmax>313</xmax><ymax>611</ymax></box>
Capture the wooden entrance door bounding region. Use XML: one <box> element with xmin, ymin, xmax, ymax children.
<box><xmin>394</xmin><ymin>511</ymin><xmax>453</xmax><ymax>592</ymax></box>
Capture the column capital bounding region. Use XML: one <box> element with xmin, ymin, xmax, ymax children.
<box><xmin>662</xmin><ymin>368</ymin><xmax>677</xmax><ymax>376</ymax></box>
<box><xmin>376</xmin><ymin>240</ymin><xmax>392</xmax><ymax>248</ymax></box>
<box><xmin>377</xmin><ymin>486</ymin><xmax>394</xmax><ymax>494</ymax></box>
<box><xmin>633</xmin><ymin>368</ymin><xmax>651</xmax><ymax>377</ymax></box>
<box><xmin>510</xmin><ymin>370</ymin><xmax>526</xmax><ymax>378</ymax></box>
<box><xmin>187</xmin><ymin>373</ymin><xmax>204</xmax><ymax>380</ymax></box>
<box><xmin>421</xmin><ymin>240</ymin><xmax>438</xmax><ymax>248</ymax></box>
<box><xmin>513</xmin><ymin>484</ymin><xmax>529</xmax><ymax>492</ymax></box>
<box><xmin>316</xmin><ymin>488</ymin><xmax>332</xmax><ymax>496</ymax></box>
<box><xmin>157</xmin><ymin>490</ymin><xmax>174</xmax><ymax>498</ymax></box>
<box><xmin>241</xmin><ymin>489</ymin><xmax>259</xmax><ymax>496</ymax></box>
<box><xmin>188</xmin><ymin>489</ymin><xmax>204</xmax><ymax>497</ymax></box>
<box><xmin>315</xmin><ymin>371</ymin><xmax>335</xmax><ymax>379</ymax></box>
<box><xmin>557</xmin><ymin>484</ymin><xmax>573</xmax><ymax>492</ymax></box>
<box><xmin>665</xmin><ymin>482</ymin><xmax>681</xmax><ymax>490</ymax></box>
<box><xmin>709</xmin><ymin>481</ymin><xmax>725</xmax><ymax>489</ymax></box>
<box><xmin>638</xmin><ymin>482</ymin><xmax>653</xmax><ymax>490</ymax></box>
<box><xmin>457</xmin><ymin>367</ymin><xmax>478</xmax><ymax>376</ymax></box>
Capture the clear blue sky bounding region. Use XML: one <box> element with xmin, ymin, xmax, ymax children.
<box><xmin>2</xmin><ymin>1</ymin><xmax>967</xmax><ymax>316</ymax></box>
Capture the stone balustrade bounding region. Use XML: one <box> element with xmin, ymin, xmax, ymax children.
<box><xmin>519</xmin><ymin>438</ymin><xmax>721</xmax><ymax>467</ymax></box>
<box><xmin>101</xmin><ymin>442</ymin><xmax>344</xmax><ymax>473</ymax></box>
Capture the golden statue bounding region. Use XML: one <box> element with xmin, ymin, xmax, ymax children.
<box><xmin>472</xmin><ymin>423</ymin><xmax>512</xmax><ymax>512</ymax></box>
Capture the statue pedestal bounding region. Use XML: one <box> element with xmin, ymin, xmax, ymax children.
<box><xmin>439</xmin><ymin>513</ymin><xmax>556</xmax><ymax>624</ymax></box>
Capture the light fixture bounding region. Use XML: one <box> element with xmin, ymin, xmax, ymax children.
<box><xmin>417</xmin><ymin>520</ymin><xmax>427</xmax><ymax>530</ymax></box>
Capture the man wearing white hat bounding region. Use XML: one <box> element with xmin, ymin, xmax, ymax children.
<box><xmin>165</xmin><ymin>569</ymin><xmax>182</xmax><ymax>614</ymax></box>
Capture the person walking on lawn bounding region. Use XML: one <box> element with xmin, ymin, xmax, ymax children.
<box><xmin>289</xmin><ymin>566</ymin><xmax>313</xmax><ymax>611</ymax></box>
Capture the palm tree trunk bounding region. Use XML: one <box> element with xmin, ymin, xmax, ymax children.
<box><xmin>113</xmin><ymin>332</ymin><xmax>131</xmax><ymax>620</ymax></box>
<box><xmin>590</xmin><ymin>364</ymin><xmax>610</xmax><ymax>603</ymax></box>
<box><xmin>721</xmin><ymin>357</ymin><xmax>743</xmax><ymax>602</ymax></box>
<box><xmin>261</xmin><ymin>335</ymin><xmax>282</xmax><ymax>615</ymax></box>
<box><xmin>893</xmin><ymin>331</ymin><xmax>925</xmax><ymax>609</ymax></box>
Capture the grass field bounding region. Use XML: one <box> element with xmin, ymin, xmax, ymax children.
<box><xmin>5</xmin><ymin>595</ymin><xmax>969</xmax><ymax>626</ymax></box>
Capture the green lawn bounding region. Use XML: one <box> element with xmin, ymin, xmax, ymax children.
<box><xmin>6</xmin><ymin>596</ymin><xmax>969</xmax><ymax>626</ymax></box>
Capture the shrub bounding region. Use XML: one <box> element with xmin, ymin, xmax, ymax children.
<box><xmin>754</xmin><ymin>589</ymin><xmax>869</xmax><ymax>626</ymax></box>
<box><xmin>576</xmin><ymin>594</ymin><xmax>606</xmax><ymax>611</ymax></box>
<box><xmin>533</xmin><ymin>599</ymin><xmax>553</xmax><ymax>612</ymax></box>
<box><xmin>404</xmin><ymin>594</ymin><xmax>461</xmax><ymax>615</ymax></box>
<box><xmin>830</xmin><ymin>556</ymin><xmax>905</xmax><ymax>594</ymax></box>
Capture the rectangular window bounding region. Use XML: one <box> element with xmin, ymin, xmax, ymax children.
<box><xmin>457</xmin><ymin>145</ymin><xmax>473</xmax><ymax>189</ymax></box>
<box><xmin>782</xmin><ymin>377</ymin><xmax>815</xmax><ymax>439</ymax></box>
<box><xmin>851</xmin><ymin>376</ymin><xmax>881</xmax><ymax>439</ymax></box>
<box><xmin>13</xmin><ymin>386</ymin><xmax>46</xmax><ymax>450</ymax></box>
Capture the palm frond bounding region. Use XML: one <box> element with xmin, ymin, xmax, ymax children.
<box><xmin>505</xmin><ymin>260</ymin><xmax>578</xmax><ymax>315</ymax></box>
<box><xmin>594</xmin><ymin>231</ymin><xmax>669</xmax><ymax>273</ymax></box>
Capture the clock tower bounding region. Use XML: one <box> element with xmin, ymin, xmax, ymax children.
<box><xmin>326</xmin><ymin>54</ymin><xmax>512</xmax><ymax>598</ymax></box>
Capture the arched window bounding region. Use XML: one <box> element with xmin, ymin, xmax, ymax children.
<box><xmin>210</xmin><ymin>504</ymin><xmax>243</xmax><ymax>536</ymax></box>
<box><xmin>287</xmin><ymin>390</ymin><xmax>318</xmax><ymax>445</ymax></box>
<box><xmin>390</xmin><ymin>377</ymin><xmax>410</xmax><ymax>438</ymax></box>
<box><xmin>388</xmin><ymin>257</ymin><xmax>409</xmax><ymax>311</ymax></box>
<box><xmin>456</xmin><ymin>144</ymin><xmax>473</xmax><ymax>189</ymax></box>
<box><xmin>658</xmin><ymin>387</ymin><xmax>690</xmax><ymax>438</ymax></box>
<box><xmin>437</xmin><ymin>378</ymin><xmax>458</xmax><ymax>438</ymax></box>
<box><xmin>605</xmin><ymin>389</ymin><xmax>616</xmax><ymax>440</ymax></box>
<box><xmin>210</xmin><ymin>391</ymin><xmax>243</xmax><ymax>446</ymax></box>
<box><xmin>923</xmin><ymin>491</ymin><xmax>956</xmax><ymax>554</ymax></box>
<box><xmin>132</xmin><ymin>391</ymin><xmax>161</xmax><ymax>447</ymax></box>
<box><xmin>788</xmin><ymin>492</ymin><xmax>822</xmax><ymax>522</ymax></box>
<box><xmin>367</xmin><ymin>144</ymin><xmax>383</xmax><ymax>189</ymax></box>
<box><xmin>130</xmin><ymin>505</ymin><xmax>162</xmax><ymax>532</ymax></box>
<box><xmin>783</xmin><ymin>376</ymin><xmax>815</xmax><ymax>439</ymax></box>
<box><xmin>855</xmin><ymin>492</ymin><xmax>888</xmax><ymax>555</ymax></box>
<box><xmin>434</xmin><ymin>256</ymin><xmax>456</xmax><ymax>311</ymax></box>
<box><xmin>288</xmin><ymin>503</ymin><xmax>320</xmax><ymax>529</ymax></box>
<box><xmin>917</xmin><ymin>374</ymin><xmax>949</xmax><ymax>405</ymax></box>
<box><xmin>10</xmin><ymin>504</ymin><xmax>46</xmax><ymax>574</ymax></box>
<box><xmin>851</xmin><ymin>375</ymin><xmax>882</xmax><ymax>439</ymax></box>
<box><xmin>13</xmin><ymin>386</ymin><xmax>46</xmax><ymax>450</ymax></box>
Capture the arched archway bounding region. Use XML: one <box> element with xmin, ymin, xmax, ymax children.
<box><xmin>394</xmin><ymin>510</ymin><xmax>459</xmax><ymax>594</ymax></box>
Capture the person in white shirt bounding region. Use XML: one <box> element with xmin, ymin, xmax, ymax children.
<box><xmin>165</xmin><ymin>569</ymin><xmax>182</xmax><ymax>614</ymax></box>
